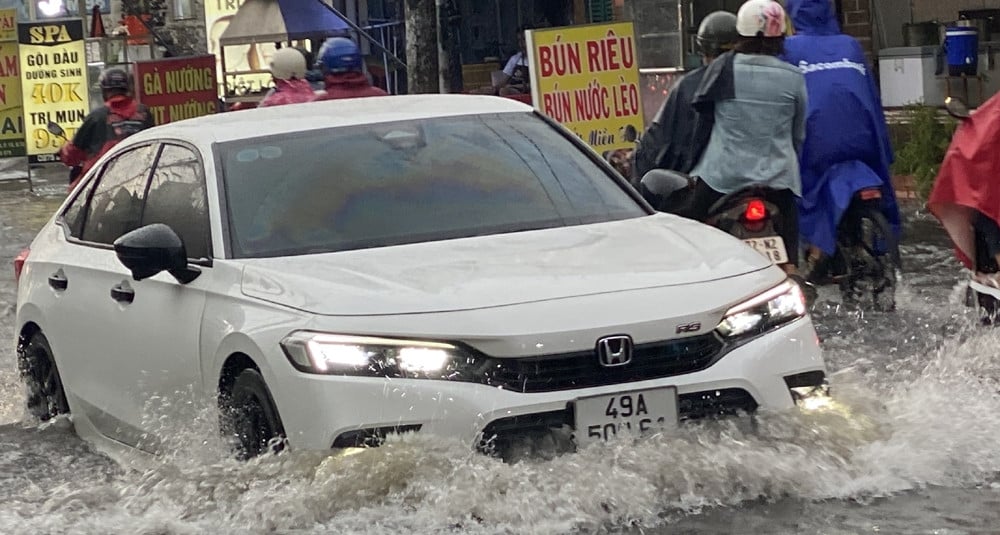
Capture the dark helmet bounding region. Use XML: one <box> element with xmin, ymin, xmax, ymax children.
<box><xmin>99</xmin><ymin>67</ymin><xmax>131</xmax><ymax>91</ymax></box>
<box><xmin>696</xmin><ymin>11</ymin><xmax>739</xmax><ymax>58</ymax></box>
<box><xmin>317</xmin><ymin>37</ymin><xmax>362</xmax><ymax>74</ymax></box>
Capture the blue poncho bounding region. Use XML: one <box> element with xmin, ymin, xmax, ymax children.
<box><xmin>783</xmin><ymin>0</ymin><xmax>900</xmax><ymax>256</ymax></box>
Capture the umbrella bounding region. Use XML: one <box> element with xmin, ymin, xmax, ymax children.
<box><xmin>219</xmin><ymin>0</ymin><xmax>350</xmax><ymax>46</ymax></box>
<box><xmin>90</xmin><ymin>5</ymin><xmax>106</xmax><ymax>38</ymax></box>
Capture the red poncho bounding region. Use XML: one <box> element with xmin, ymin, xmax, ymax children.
<box><xmin>927</xmin><ymin>94</ymin><xmax>1000</xmax><ymax>269</ymax></box>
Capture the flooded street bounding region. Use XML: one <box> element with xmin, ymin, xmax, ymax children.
<box><xmin>2</xmin><ymin>183</ymin><xmax>1000</xmax><ymax>534</ymax></box>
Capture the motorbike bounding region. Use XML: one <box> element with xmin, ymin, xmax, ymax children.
<box><xmin>802</xmin><ymin>184</ymin><xmax>900</xmax><ymax>311</ymax></box>
<box><xmin>47</xmin><ymin>121</ymin><xmax>83</xmax><ymax>185</ymax></box>
<box><xmin>640</xmin><ymin>169</ymin><xmax>795</xmax><ymax>268</ymax></box>
<box><xmin>641</xmin><ymin>169</ymin><xmax>899</xmax><ymax>309</ymax></box>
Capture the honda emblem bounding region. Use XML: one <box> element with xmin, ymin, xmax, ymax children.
<box><xmin>596</xmin><ymin>335</ymin><xmax>633</xmax><ymax>367</ymax></box>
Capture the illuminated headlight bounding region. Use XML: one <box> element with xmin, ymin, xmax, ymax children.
<box><xmin>280</xmin><ymin>332</ymin><xmax>467</xmax><ymax>378</ymax></box>
<box><xmin>716</xmin><ymin>280</ymin><xmax>807</xmax><ymax>339</ymax></box>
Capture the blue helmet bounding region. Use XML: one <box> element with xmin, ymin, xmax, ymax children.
<box><xmin>317</xmin><ymin>37</ymin><xmax>362</xmax><ymax>74</ymax></box>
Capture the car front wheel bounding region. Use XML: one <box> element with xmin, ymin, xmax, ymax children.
<box><xmin>222</xmin><ymin>368</ymin><xmax>286</xmax><ymax>460</ymax></box>
<box><xmin>18</xmin><ymin>331</ymin><xmax>69</xmax><ymax>421</ymax></box>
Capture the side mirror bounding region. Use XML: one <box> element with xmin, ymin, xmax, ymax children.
<box><xmin>113</xmin><ymin>224</ymin><xmax>201</xmax><ymax>284</ymax></box>
<box><xmin>47</xmin><ymin>121</ymin><xmax>66</xmax><ymax>139</ymax></box>
<box><xmin>641</xmin><ymin>169</ymin><xmax>692</xmax><ymax>197</ymax></box>
<box><xmin>945</xmin><ymin>97</ymin><xmax>971</xmax><ymax>120</ymax></box>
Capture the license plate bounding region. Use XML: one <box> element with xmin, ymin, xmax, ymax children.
<box><xmin>573</xmin><ymin>386</ymin><xmax>678</xmax><ymax>448</ymax></box>
<box><xmin>743</xmin><ymin>236</ymin><xmax>789</xmax><ymax>264</ymax></box>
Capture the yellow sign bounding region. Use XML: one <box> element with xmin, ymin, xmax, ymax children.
<box><xmin>205</xmin><ymin>0</ymin><xmax>275</xmax><ymax>98</ymax></box>
<box><xmin>0</xmin><ymin>8</ymin><xmax>16</xmax><ymax>43</ymax></box>
<box><xmin>18</xmin><ymin>19</ymin><xmax>89</xmax><ymax>164</ymax></box>
<box><xmin>0</xmin><ymin>9</ymin><xmax>23</xmax><ymax>158</ymax></box>
<box><xmin>527</xmin><ymin>22</ymin><xmax>644</xmax><ymax>155</ymax></box>
<box><xmin>0</xmin><ymin>41</ymin><xmax>24</xmax><ymax>157</ymax></box>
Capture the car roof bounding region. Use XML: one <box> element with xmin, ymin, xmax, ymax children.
<box><xmin>127</xmin><ymin>94</ymin><xmax>535</xmax><ymax>145</ymax></box>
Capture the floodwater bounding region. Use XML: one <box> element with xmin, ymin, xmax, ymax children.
<box><xmin>2</xmin><ymin>184</ymin><xmax>1000</xmax><ymax>534</ymax></box>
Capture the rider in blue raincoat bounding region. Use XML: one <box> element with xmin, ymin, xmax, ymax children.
<box><xmin>782</xmin><ymin>0</ymin><xmax>900</xmax><ymax>272</ymax></box>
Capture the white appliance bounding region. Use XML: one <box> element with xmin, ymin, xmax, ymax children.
<box><xmin>878</xmin><ymin>46</ymin><xmax>945</xmax><ymax>107</ymax></box>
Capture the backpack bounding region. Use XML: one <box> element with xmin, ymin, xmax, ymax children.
<box><xmin>95</xmin><ymin>105</ymin><xmax>151</xmax><ymax>160</ymax></box>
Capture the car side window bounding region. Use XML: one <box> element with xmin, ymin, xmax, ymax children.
<box><xmin>61</xmin><ymin>173</ymin><xmax>101</xmax><ymax>238</ymax></box>
<box><xmin>141</xmin><ymin>144</ymin><xmax>210</xmax><ymax>260</ymax></box>
<box><xmin>80</xmin><ymin>145</ymin><xmax>157</xmax><ymax>245</ymax></box>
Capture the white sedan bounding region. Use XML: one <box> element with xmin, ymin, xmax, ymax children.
<box><xmin>14</xmin><ymin>95</ymin><xmax>827</xmax><ymax>460</ymax></box>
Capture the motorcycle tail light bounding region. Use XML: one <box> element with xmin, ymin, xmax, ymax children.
<box><xmin>14</xmin><ymin>247</ymin><xmax>29</xmax><ymax>283</ymax></box>
<box><xmin>859</xmin><ymin>188</ymin><xmax>882</xmax><ymax>201</ymax></box>
<box><xmin>744</xmin><ymin>199</ymin><xmax>767</xmax><ymax>222</ymax></box>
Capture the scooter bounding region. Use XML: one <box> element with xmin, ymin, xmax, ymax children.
<box><xmin>641</xmin><ymin>169</ymin><xmax>898</xmax><ymax>309</ymax></box>
<box><xmin>803</xmin><ymin>184</ymin><xmax>900</xmax><ymax>311</ymax></box>
<box><xmin>47</xmin><ymin>121</ymin><xmax>82</xmax><ymax>185</ymax></box>
<box><xmin>640</xmin><ymin>170</ymin><xmax>795</xmax><ymax>269</ymax></box>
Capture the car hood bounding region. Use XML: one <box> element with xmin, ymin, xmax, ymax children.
<box><xmin>239</xmin><ymin>214</ymin><xmax>772</xmax><ymax>315</ymax></box>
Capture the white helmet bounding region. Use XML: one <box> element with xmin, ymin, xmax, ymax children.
<box><xmin>736</xmin><ymin>0</ymin><xmax>787</xmax><ymax>38</ymax></box>
<box><xmin>270</xmin><ymin>47</ymin><xmax>307</xmax><ymax>80</ymax></box>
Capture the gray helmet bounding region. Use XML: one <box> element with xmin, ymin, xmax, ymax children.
<box><xmin>696</xmin><ymin>11</ymin><xmax>739</xmax><ymax>58</ymax></box>
<box><xmin>99</xmin><ymin>67</ymin><xmax>131</xmax><ymax>91</ymax></box>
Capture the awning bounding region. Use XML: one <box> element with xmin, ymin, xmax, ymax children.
<box><xmin>219</xmin><ymin>0</ymin><xmax>351</xmax><ymax>46</ymax></box>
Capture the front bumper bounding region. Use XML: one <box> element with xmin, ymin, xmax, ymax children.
<box><xmin>271</xmin><ymin>317</ymin><xmax>825</xmax><ymax>452</ymax></box>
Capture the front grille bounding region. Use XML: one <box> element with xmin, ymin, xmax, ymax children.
<box><xmin>476</xmin><ymin>388</ymin><xmax>757</xmax><ymax>456</ymax></box>
<box><xmin>480</xmin><ymin>334</ymin><xmax>725</xmax><ymax>393</ymax></box>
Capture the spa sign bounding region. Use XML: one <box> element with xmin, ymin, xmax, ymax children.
<box><xmin>18</xmin><ymin>18</ymin><xmax>89</xmax><ymax>163</ymax></box>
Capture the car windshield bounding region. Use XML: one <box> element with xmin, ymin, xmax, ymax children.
<box><xmin>220</xmin><ymin>112</ymin><xmax>646</xmax><ymax>258</ymax></box>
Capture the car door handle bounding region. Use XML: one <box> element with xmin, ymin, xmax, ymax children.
<box><xmin>110</xmin><ymin>281</ymin><xmax>134</xmax><ymax>304</ymax></box>
<box><xmin>48</xmin><ymin>269</ymin><xmax>68</xmax><ymax>291</ymax></box>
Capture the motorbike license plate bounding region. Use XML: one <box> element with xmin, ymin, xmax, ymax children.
<box><xmin>573</xmin><ymin>387</ymin><xmax>678</xmax><ymax>448</ymax></box>
<box><xmin>743</xmin><ymin>236</ymin><xmax>789</xmax><ymax>264</ymax></box>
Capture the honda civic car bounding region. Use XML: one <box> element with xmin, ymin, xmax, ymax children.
<box><xmin>14</xmin><ymin>95</ymin><xmax>827</xmax><ymax>460</ymax></box>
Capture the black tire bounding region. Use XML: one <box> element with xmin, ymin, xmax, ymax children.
<box><xmin>17</xmin><ymin>332</ymin><xmax>69</xmax><ymax>421</ymax></box>
<box><xmin>839</xmin><ymin>205</ymin><xmax>899</xmax><ymax>311</ymax></box>
<box><xmin>221</xmin><ymin>369</ymin><xmax>286</xmax><ymax>460</ymax></box>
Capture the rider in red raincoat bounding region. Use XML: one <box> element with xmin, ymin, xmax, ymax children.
<box><xmin>311</xmin><ymin>37</ymin><xmax>387</xmax><ymax>101</ymax></box>
<box><xmin>928</xmin><ymin>93</ymin><xmax>1000</xmax><ymax>284</ymax></box>
<box><xmin>258</xmin><ymin>48</ymin><xmax>316</xmax><ymax>107</ymax></box>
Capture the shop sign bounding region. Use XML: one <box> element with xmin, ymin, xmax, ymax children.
<box><xmin>205</xmin><ymin>0</ymin><xmax>273</xmax><ymax>97</ymax></box>
<box><xmin>18</xmin><ymin>18</ymin><xmax>86</xmax><ymax>163</ymax></box>
<box><xmin>134</xmin><ymin>55</ymin><xmax>219</xmax><ymax>124</ymax></box>
<box><xmin>527</xmin><ymin>22</ymin><xmax>644</xmax><ymax>155</ymax></box>
<box><xmin>0</xmin><ymin>8</ymin><xmax>23</xmax><ymax>158</ymax></box>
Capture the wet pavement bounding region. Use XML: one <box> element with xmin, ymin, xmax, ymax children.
<box><xmin>2</xmin><ymin>174</ymin><xmax>1000</xmax><ymax>534</ymax></box>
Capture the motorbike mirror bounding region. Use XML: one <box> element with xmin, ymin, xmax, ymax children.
<box><xmin>945</xmin><ymin>97</ymin><xmax>971</xmax><ymax>119</ymax></box>
<box><xmin>47</xmin><ymin>121</ymin><xmax>66</xmax><ymax>138</ymax></box>
<box><xmin>640</xmin><ymin>169</ymin><xmax>693</xmax><ymax>198</ymax></box>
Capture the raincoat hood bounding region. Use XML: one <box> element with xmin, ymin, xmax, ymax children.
<box><xmin>787</xmin><ymin>0</ymin><xmax>840</xmax><ymax>36</ymax></box>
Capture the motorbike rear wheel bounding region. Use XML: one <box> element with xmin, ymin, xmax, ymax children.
<box><xmin>837</xmin><ymin>205</ymin><xmax>899</xmax><ymax>312</ymax></box>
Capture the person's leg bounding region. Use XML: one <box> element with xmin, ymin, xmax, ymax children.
<box><xmin>972</xmin><ymin>211</ymin><xmax>1000</xmax><ymax>285</ymax></box>
<box><xmin>772</xmin><ymin>189</ymin><xmax>817</xmax><ymax>303</ymax></box>
<box><xmin>772</xmin><ymin>189</ymin><xmax>800</xmax><ymax>272</ymax></box>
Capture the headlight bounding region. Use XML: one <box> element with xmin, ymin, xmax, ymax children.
<box><xmin>716</xmin><ymin>280</ymin><xmax>807</xmax><ymax>339</ymax></box>
<box><xmin>280</xmin><ymin>332</ymin><xmax>470</xmax><ymax>378</ymax></box>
